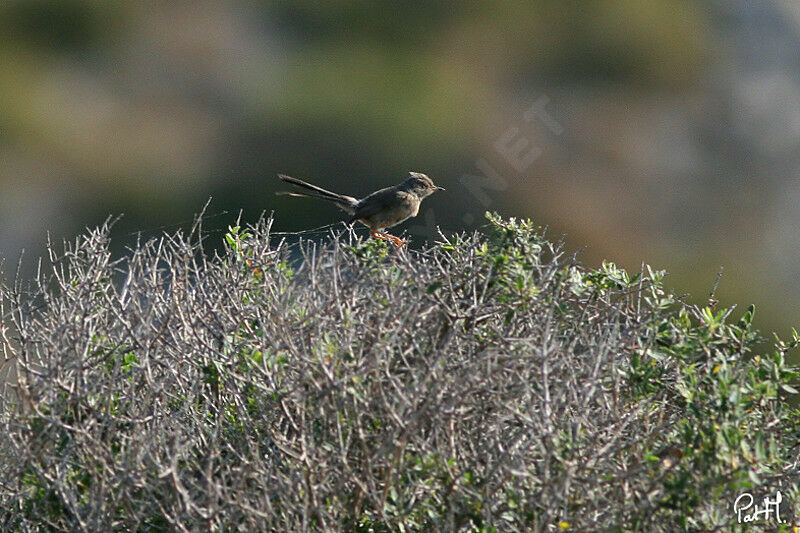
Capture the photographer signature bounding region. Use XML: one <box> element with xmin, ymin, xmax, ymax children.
<box><xmin>733</xmin><ymin>490</ymin><xmax>784</xmax><ymax>524</ymax></box>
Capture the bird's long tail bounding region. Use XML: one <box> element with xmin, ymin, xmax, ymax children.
<box><xmin>277</xmin><ymin>174</ymin><xmax>358</xmax><ymax>213</ymax></box>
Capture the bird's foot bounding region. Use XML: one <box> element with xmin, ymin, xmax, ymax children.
<box><xmin>387</xmin><ymin>234</ymin><xmax>406</xmax><ymax>248</ymax></box>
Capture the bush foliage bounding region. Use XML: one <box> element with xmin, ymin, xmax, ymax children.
<box><xmin>1</xmin><ymin>212</ymin><xmax>799</xmax><ymax>531</ymax></box>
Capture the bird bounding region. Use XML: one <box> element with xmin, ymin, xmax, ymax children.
<box><xmin>277</xmin><ymin>172</ymin><xmax>444</xmax><ymax>247</ymax></box>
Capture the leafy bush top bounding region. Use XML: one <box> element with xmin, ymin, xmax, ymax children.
<box><xmin>0</xmin><ymin>212</ymin><xmax>798</xmax><ymax>531</ymax></box>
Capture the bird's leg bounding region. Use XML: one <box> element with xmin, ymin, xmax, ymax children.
<box><xmin>370</xmin><ymin>231</ymin><xmax>406</xmax><ymax>248</ymax></box>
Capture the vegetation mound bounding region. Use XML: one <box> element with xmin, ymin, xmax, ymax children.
<box><xmin>1</xmin><ymin>213</ymin><xmax>798</xmax><ymax>531</ymax></box>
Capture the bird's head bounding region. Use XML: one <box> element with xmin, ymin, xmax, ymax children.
<box><xmin>403</xmin><ymin>172</ymin><xmax>445</xmax><ymax>198</ymax></box>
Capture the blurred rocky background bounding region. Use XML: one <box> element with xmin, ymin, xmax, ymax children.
<box><xmin>1</xmin><ymin>0</ymin><xmax>800</xmax><ymax>343</ymax></box>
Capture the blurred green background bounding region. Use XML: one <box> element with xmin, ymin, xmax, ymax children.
<box><xmin>2</xmin><ymin>0</ymin><xmax>800</xmax><ymax>343</ymax></box>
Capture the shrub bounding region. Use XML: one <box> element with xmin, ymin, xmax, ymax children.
<box><xmin>0</xmin><ymin>212</ymin><xmax>798</xmax><ymax>531</ymax></box>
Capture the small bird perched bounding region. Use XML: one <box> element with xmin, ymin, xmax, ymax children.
<box><xmin>277</xmin><ymin>172</ymin><xmax>444</xmax><ymax>247</ymax></box>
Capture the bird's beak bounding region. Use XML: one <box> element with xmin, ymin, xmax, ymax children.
<box><xmin>436</xmin><ymin>186</ymin><xmax>446</xmax><ymax>191</ymax></box>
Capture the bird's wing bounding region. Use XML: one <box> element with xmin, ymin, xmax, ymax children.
<box><xmin>351</xmin><ymin>188</ymin><xmax>399</xmax><ymax>219</ymax></box>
